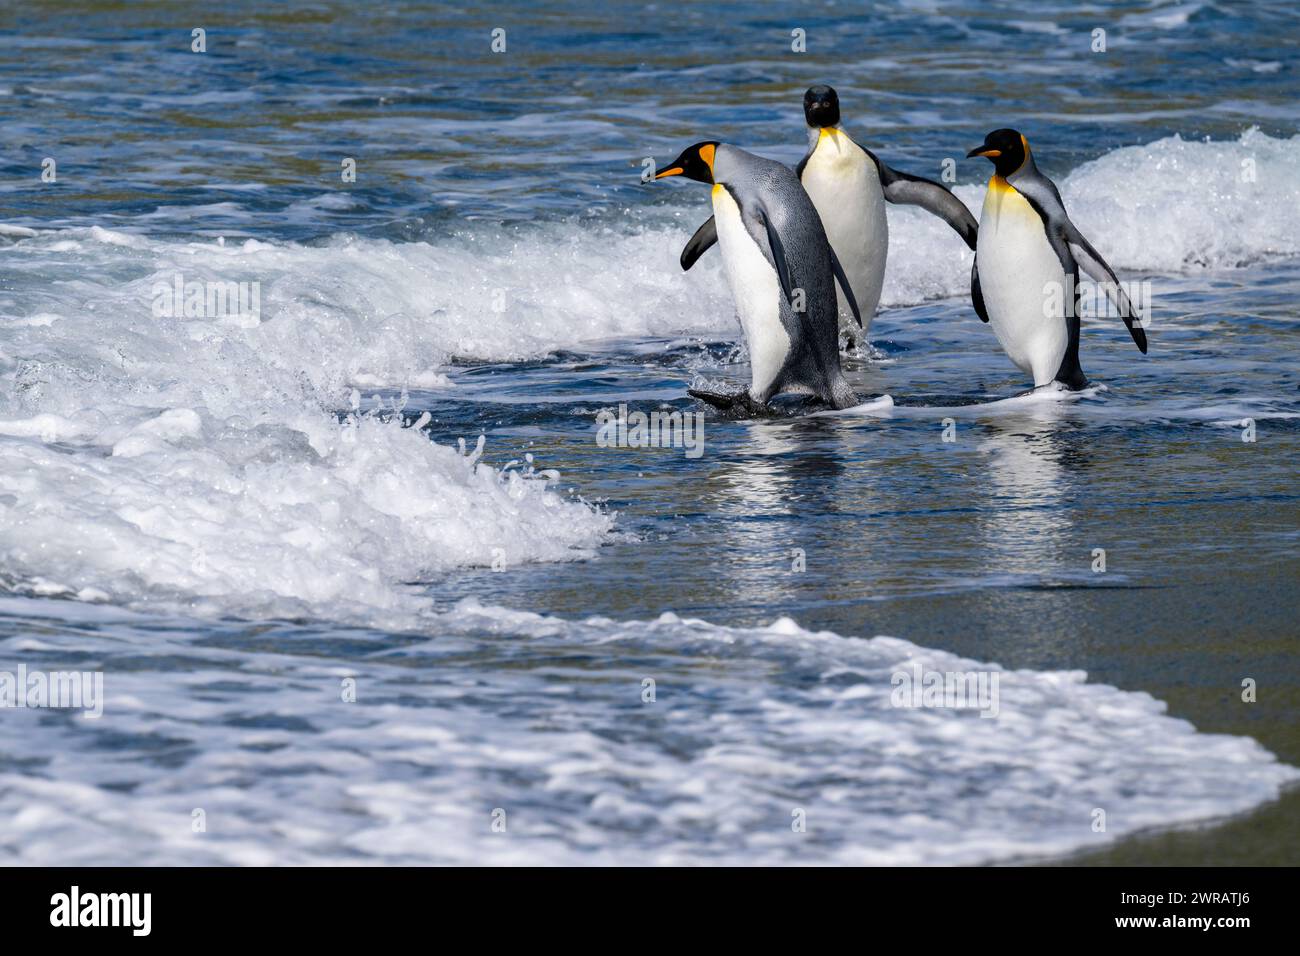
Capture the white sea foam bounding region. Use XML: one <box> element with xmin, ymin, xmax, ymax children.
<box><xmin>0</xmin><ymin>411</ymin><xmax>610</xmax><ymax>620</ymax></box>
<box><xmin>1061</xmin><ymin>128</ymin><xmax>1300</xmax><ymax>272</ymax></box>
<box><xmin>0</xmin><ymin>599</ymin><xmax>1293</xmax><ymax>866</ymax></box>
<box><xmin>0</xmin><ymin>230</ymin><xmax>614</xmax><ymax>618</ymax></box>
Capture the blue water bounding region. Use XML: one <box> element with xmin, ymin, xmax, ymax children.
<box><xmin>0</xmin><ymin>1</ymin><xmax>1298</xmax><ymax>864</ymax></box>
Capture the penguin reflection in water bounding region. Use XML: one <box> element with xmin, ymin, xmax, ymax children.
<box><xmin>681</xmin><ymin>86</ymin><xmax>979</xmax><ymax>350</ymax></box>
<box><xmin>967</xmin><ymin>129</ymin><xmax>1147</xmax><ymax>390</ymax></box>
<box><xmin>653</xmin><ymin>142</ymin><xmax>863</xmax><ymax>414</ymax></box>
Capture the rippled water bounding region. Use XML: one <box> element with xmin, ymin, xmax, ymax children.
<box><xmin>1</xmin><ymin>1</ymin><xmax>1297</xmax><ymax>864</ymax></box>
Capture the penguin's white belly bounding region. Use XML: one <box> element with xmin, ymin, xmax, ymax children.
<box><xmin>977</xmin><ymin>180</ymin><xmax>1067</xmax><ymax>386</ymax></box>
<box><xmin>800</xmin><ymin>130</ymin><xmax>887</xmax><ymax>336</ymax></box>
<box><xmin>711</xmin><ymin>184</ymin><xmax>789</xmax><ymax>399</ymax></box>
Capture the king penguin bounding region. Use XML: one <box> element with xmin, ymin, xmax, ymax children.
<box><xmin>679</xmin><ymin>86</ymin><xmax>979</xmax><ymax>349</ymax></box>
<box><xmin>966</xmin><ymin>129</ymin><xmax>1147</xmax><ymax>389</ymax></box>
<box><xmin>654</xmin><ymin>141</ymin><xmax>861</xmax><ymax>413</ymax></box>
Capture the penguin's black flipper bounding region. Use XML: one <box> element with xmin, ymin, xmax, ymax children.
<box><xmin>1037</xmin><ymin>225</ymin><xmax>1087</xmax><ymax>390</ymax></box>
<box><xmin>827</xmin><ymin>246</ymin><xmax>863</xmax><ymax>328</ymax></box>
<box><xmin>759</xmin><ymin>212</ymin><xmax>796</xmax><ymax>306</ymax></box>
<box><xmin>971</xmin><ymin>260</ymin><xmax>989</xmax><ymax>323</ymax></box>
<box><xmin>863</xmin><ymin>147</ymin><xmax>978</xmax><ymax>250</ymax></box>
<box><xmin>1011</xmin><ymin>171</ymin><xmax>1148</xmax><ymax>355</ymax></box>
<box><xmin>1066</xmin><ymin>230</ymin><xmax>1148</xmax><ymax>354</ymax></box>
<box><xmin>680</xmin><ymin>216</ymin><xmax>717</xmax><ymax>271</ymax></box>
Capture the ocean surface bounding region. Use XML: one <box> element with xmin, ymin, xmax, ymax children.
<box><xmin>0</xmin><ymin>0</ymin><xmax>1297</xmax><ymax>864</ymax></box>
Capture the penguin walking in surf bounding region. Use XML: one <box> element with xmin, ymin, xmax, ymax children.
<box><xmin>680</xmin><ymin>86</ymin><xmax>978</xmax><ymax>349</ymax></box>
<box><xmin>966</xmin><ymin>129</ymin><xmax>1147</xmax><ymax>389</ymax></box>
<box><xmin>654</xmin><ymin>142</ymin><xmax>862</xmax><ymax>413</ymax></box>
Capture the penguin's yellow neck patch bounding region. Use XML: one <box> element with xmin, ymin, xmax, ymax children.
<box><xmin>814</xmin><ymin>126</ymin><xmax>852</xmax><ymax>160</ymax></box>
<box><xmin>990</xmin><ymin>175</ymin><xmax>1015</xmax><ymax>194</ymax></box>
<box><xmin>711</xmin><ymin>183</ymin><xmax>738</xmax><ymax>218</ymax></box>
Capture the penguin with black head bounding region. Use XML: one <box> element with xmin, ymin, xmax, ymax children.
<box><xmin>654</xmin><ymin>141</ymin><xmax>862</xmax><ymax>413</ymax></box>
<box><xmin>680</xmin><ymin>86</ymin><xmax>979</xmax><ymax>350</ymax></box>
<box><xmin>967</xmin><ymin>129</ymin><xmax>1147</xmax><ymax>389</ymax></box>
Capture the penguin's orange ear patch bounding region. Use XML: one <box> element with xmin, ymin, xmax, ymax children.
<box><xmin>698</xmin><ymin>143</ymin><xmax>716</xmax><ymax>170</ymax></box>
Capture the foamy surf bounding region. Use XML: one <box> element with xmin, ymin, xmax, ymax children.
<box><xmin>1</xmin><ymin>222</ymin><xmax>631</xmax><ymax>619</ymax></box>
<box><xmin>1</xmin><ymin>131</ymin><xmax>1295</xmax><ymax>370</ymax></box>
<box><xmin>0</xmin><ymin>410</ymin><xmax>612</xmax><ymax>622</ymax></box>
<box><xmin>0</xmin><ymin>598</ymin><xmax>1293</xmax><ymax>866</ymax></box>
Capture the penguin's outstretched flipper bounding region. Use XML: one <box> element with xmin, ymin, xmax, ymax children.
<box><xmin>1009</xmin><ymin>173</ymin><xmax>1148</xmax><ymax>355</ymax></box>
<box><xmin>864</xmin><ymin>149</ymin><xmax>978</xmax><ymax>250</ymax></box>
<box><xmin>827</xmin><ymin>246</ymin><xmax>862</xmax><ymax>329</ymax></box>
<box><xmin>1067</xmin><ymin>232</ymin><xmax>1148</xmax><ymax>354</ymax></box>
<box><xmin>971</xmin><ymin>260</ymin><xmax>989</xmax><ymax>323</ymax></box>
<box><xmin>680</xmin><ymin>216</ymin><xmax>717</xmax><ymax>271</ymax></box>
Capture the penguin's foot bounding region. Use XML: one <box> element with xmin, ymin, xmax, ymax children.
<box><xmin>828</xmin><ymin>385</ymin><xmax>862</xmax><ymax>411</ymax></box>
<box><xmin>686</xmin><ymin>387</ymin><xmax>776</xmax><ymax>418</ymax></box>
<box><xmin>1016</xmin><ymin>381</ymin><xmax>1081</xmax><ymax>398</ymax></box>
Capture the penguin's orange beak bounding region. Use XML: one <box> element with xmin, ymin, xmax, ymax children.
<box><xmin>653</xmin><ymin>166</ymin><xmax>683</xmax><ymax>180</ymax></box>
<box><xmin>966</xmin><ymin>146</ymin><xmax>1001</xmax><ymax>158</ymax></box>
